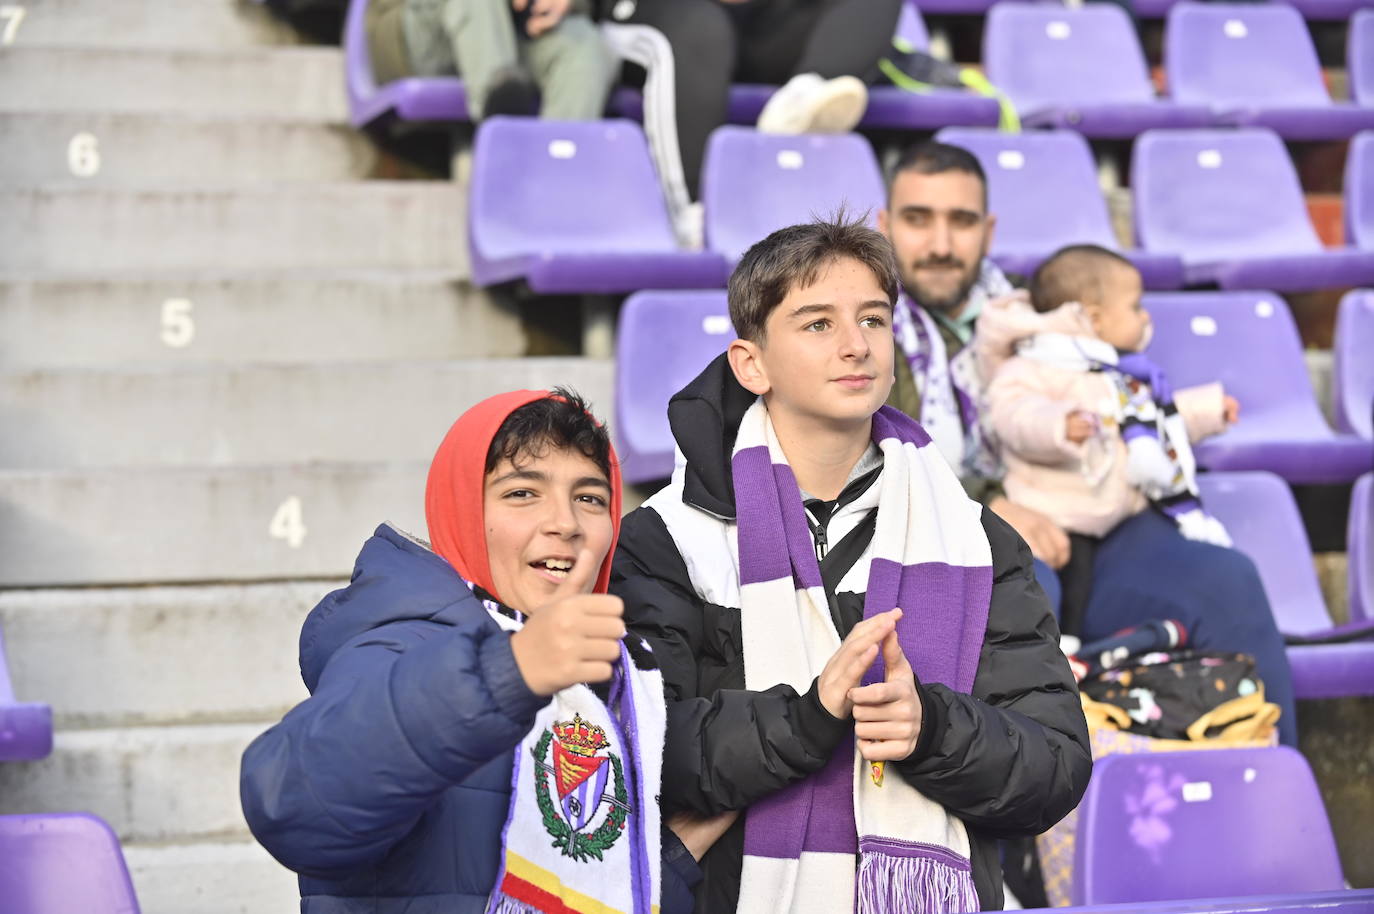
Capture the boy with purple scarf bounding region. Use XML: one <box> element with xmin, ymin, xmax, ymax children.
<box><xmin>611</xmin><ymin>216</ymin><xmax>1091</xmax><ymax>914</ymax></box>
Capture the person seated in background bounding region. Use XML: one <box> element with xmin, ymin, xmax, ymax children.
<box><xmin>612</xmin><ymin>215</ymin><xmax>1090</xmax><ymax>913</ymax></box>
<box><xmin>239</xmin><ymin>388</ymin><xmax>727</xmax><ymax>914</ymax></box>
<box><xmin>880</xmin><ymin>144</ymin><xmax>1298</xmax><ymax>747</ymax></box>
<box><xmin>367</xmin><ymin>0</ymin><xmax>618</xmax><ymax>121</ymax></box>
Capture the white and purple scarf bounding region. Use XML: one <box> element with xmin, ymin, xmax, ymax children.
<box><xmin>730</xmin><ymin>399</ymin><xmax>993</xmax><ymax>914</ymax></box>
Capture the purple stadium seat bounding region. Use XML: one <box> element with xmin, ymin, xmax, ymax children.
<box><xmin>701</xmin><ymin>128</ymin><xmax>885</xmax><ymax>264</ymax></box>
<box><xmin>1143</xmin><ymin>291</ymin><xmax>1373</xmax><ymax>482</ymax></box>
<box><xmin>0</xmin><ymin>813</ymin><xmax>141</xmax><ymax>914</ymax></box>
<box><xmin>1166</xmin><ymin>3</ymin><xmax>1374</xmax><ymax>140</ymax></box>
<box><xmin>1133</xmin><ymin>129</ymin><xmax>1374</xmax><ymax>291</ymax></box>
<box><xmin>468</xmin><ymin>118</ymin><xmax>728</xmax><ymax>292</ymax></box>
<box><xmin>1073</xmin><ymin>748</ymin><xmax>1343</xmax><ymax>905</ymax></box>
<box><xmin>1283</xmin><ymin>0</ymin><xmax>1374</xmax><ymax>22</ymax></box>
<box><xmin>1348</xmin><ymin>133</ymin><xmax>1374</xmax><ymax>251</ymax></box>
<box><xmin>0</xmin><ymin>625</ymin><xmax>51</xmax><ymax>763</ymax></box>
<box><xmin>615</xmin><ymin>290</ymin><xmax>732</xmax><ymax>484</ymax></box>
<box><xmin>983</xmin><ymin>4</ymin><xmax>1215</xmax><ymax>138</ymax></box>
<box><xmin>1196</xmin><ymin>471</ymin><xmax>1374</xmax><ymax>699</ymax></box>
<box><xmin>936</xmin><ymin>128</ymin><xmax>1184</xmax><ymax>288</ymax></box>
<box><xmin>1022</xmin><ymin>890</ymin><xmax>1374</xmax><ymax>914</ymax></box>
<box><xmin>1350</xmin><ymin>474</ymin><xmax>1373</xmax><ymax>624</ymax></box>
<box><xmin>1353</xmin><ymin>11</ymin><xmax>1374</xmax><ymax>107</ymax></box>
<box><xmin>1334</xmin><ymin>289</ymin><xmax>1374</xmax><ymax>438</ymax></box>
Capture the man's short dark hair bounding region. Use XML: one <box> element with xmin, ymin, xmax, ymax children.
<box><xmin>728</xmin><ymin>212</ymin><xmax>900</xmax><ymax>343</ymax></box>
<box><xmin>889</xmin><ymin>141</ymin><xmax>988</xmax><ymax>211</ymax></box>
<box><xmin>1029</xmin><ymin>244</ymin><xmax>1136</xmax><ymax>313</ymax></box>
<box><xmin>485</xmin><ymin>386</ymin><xmax>612</xmax><ymax>480</ymax></box>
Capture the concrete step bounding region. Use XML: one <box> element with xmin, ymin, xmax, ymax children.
<box><xmin>0</xmin><ymin>722</ymin><xmax>268</xmax><ymax>843</ymax></box>
<box><xmin>9</xmin><ymin>0</ymin><xmax>302</xmax><ymax>50</ymax></box>
<box><xmin>0</xmin><ymin>582</ymin><xmax>326</xmax><ymax>728</ymax></box>
<box><xmin>0</xmin><ymin>184</ymin><xmax>468</xmax><ymax>272</ymax></box>
<box><xmin>124</xmin><ymin>838</ymin><xmax>299</xmax><ymax>914</ymax></box>
<box><xmin>0</xmin><ymin>462</ymin><xmax>426</xmax><ymax>586</ymax></box>
<box><xmin>0</xmin><ymin>272</ymin><xmax>524</xmax><ymax>368</ymax></box>
<box><xmin>0</xmin><ymin>46</ymin><xmax>346</xmax><ymax>119</ymax></box>
<box><xmin>0</xmin><ymin>358</ymin><xmax>613</xmax><ymax>468</ymax></box>
<box><xmin>0</xmin><ymin>112</ymin><xmax>379</xmax><ymax>187</ymax></box>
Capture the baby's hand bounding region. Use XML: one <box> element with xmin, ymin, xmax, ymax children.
<box><xmin>1065</xmin><ymin>410</ymin><xmax>1097</xmax><ymax>444</ymax></box>
<box><xmin>1223</xmin><ymin>395</ymin><xmax>1241</xmax><ymax>426</ymax></box>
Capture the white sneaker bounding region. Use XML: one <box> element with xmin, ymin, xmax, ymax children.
<box><xmin>756</xmin><ymin>73</ymin><xmax>868</xmax><ymax>135</ymax></box>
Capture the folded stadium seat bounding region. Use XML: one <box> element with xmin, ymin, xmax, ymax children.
<box><xmin>1074</xmin><ymin>748</ymin><xmax>1344</xmax><ymax>905</ymax></box>
<box><xmin>1348</xmin><ymin>132</ymin><xmax>1373</xmax><ymax>251</ymax></box>
<box><xmin>701</xmin><ymin>128</ymin><xmax>886</xmax><ymax>265</ymax></box>
<box><xmin>982</xmin><ymin>3</ymin><xmax>1215</xmax><ymax>138</ymax></box>
<box><xmin>468</xmin><ymin>118</ymin><xmax>728</xmax><ymax>292</ymax></box>
<box><xmin>1334</xmin><ymin>289</ymin><xmax>1373</xmax><ymax>439</ymax></box>
<box><xmin>723</xmin><ymin>1</ymin><xmax>1002</xmax><ymax>130</ymax></box>
<box><xmin>0</xmin><ymin>624</ymin><xmax>51</xmax><ymax>762</ymax></box>
<box><xmin>1351</xmin><ymin>474</ymin><xmax>1374</xmax><ymax>624</ymax></box>
<box><xmin>1166</xmin><ymin>2</ymin><xmax>1374</xmax><ymax>140</ymax></box>
<box><xmin>344</xmin><ymin>0</ymin><xmax>638</xmax><ymax>128</ymax></box>
<box><xmin>0</xmin><ymin>813</ymin><xmax>142</xmax><ymax>913</ymax></box>
<box><xmin>1143</xmin><ymin>291</ymin><xmax>1373</xmax><ymax>482</ymax></box>
<box><xmin>1354</xmin><ymin>10</ymin><xmax>1374</xmax><ymax>107</ymax></box>
<box><xmin>1196</xmin><ymin>471</ymin><xmax>1374</xmax><ymax>699</ymax></box>
<box><xmin>615</xmin><ymin>291</ymin><xmax>733</xmax><ymax>484</ymax></box>
<box><xmin>935</xmin><ymin>128</ymin><xmax>1184</xmax><ymax>288</ymax></box>
<box><xmin>1134</xmin><ymin>128</ymin><xmax>1374</xmax><ymax>290</ymax></box>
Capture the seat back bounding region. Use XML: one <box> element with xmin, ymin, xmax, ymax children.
<box><xmin>1350</xmin><ymin>474</ymin><xmax>1374</xmax><ymax>624</ymax></box>
<box><xmin>895</xmin><ymin>0</ymin><xmax>930</xmax><ymax>49</ymax></box>
<box><xmin>1194</xmin><ymin>471</ymin><xmax>1335</xmax><ymax>635</ymax></box>
<box><xmin>0</xmin><ymin>813</ymin><xmax>141</xmax><ymax>914</ymax></box>
<box><xmin>1166</xmin><ymin>2</ymin><xmax>1331</xmax><ymax>108</ymax></box>
<box><xmin>1133</xmin><ymin>128</ymin><xmax>1322</xmax><ymax>259</ymax></box>
<box><xmin>984</xmin><ymin>3</ymin><xmax>1156</xmax><ymax>111</ymax></box>
<box><xmin>1074</xmin><ymin>748</ymin><xmax>1343</xmax><ymax>904</ymax></box>
<box><xmin>1347</xmin><ymin>132</ymin><xmax>1374</xmax><ymax>251</ymax></box>
<box><xmin>469</xmin><ymin>118</ymin><xmax>679</xmax><ymax>284</ymax></box>
<box><xmin>1350</xmin><ymin>10</ymin><xmax>1373</xmax><ymax>107</ymax></box>
<box><xmin>702</xmin><ymin>128</ymin><xmax>885</xmax><ymax>263</ymax></box>
<box><xmin>1334</xmin><ymin>288</ymin><xmax>1374</xmax><ymax>438</ymax></box>
<box><xmin>615</xmin><ymin>291</ymin><xmax>733</xmax><ymax>483</ymax></box>
<box><xmin>935</xmin><ymin>128</ymin><xmax>1119</xmax><ymax>260</ymax></box>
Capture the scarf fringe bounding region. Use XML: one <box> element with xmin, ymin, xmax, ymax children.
<box><xmin>489</xmin><ymin>894</ymin><xmax>545</xmax><ymax>914</ymax></box>
<box><xmin>856</xmin><ymin>853</ymin><xmax>980</xmax><ymax>914</ymax></box>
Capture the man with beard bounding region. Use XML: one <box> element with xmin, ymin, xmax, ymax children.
<box><xmin>877</xmin><ymin>141</ymin><xmax>1298</xmax><ymax>749</ymax></box>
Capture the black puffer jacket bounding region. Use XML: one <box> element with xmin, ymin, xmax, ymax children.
<box><xmin>610</xmin><ymin>355</ymin><xmax>1092</xmax><ymax>913</ymax></box>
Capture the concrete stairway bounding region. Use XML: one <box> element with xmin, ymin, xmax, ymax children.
<box><xmin>0</xmin><ymin>2</ymin><xmax>603</xmax><ymax>910</ymax></box>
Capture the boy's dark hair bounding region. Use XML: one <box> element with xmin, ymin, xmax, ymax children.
<box><xmin>728</xmin><ymin>212</ymin><xmax>900</xmax><ymax>343</ymax></box>
<box><xmin>890</xmin><ymin>141</ymin><xmax>988</xmax><ymax>211</ymax></box>
<box><xmin>485</xmin><ymin>386</ymin><xmax>612</xmax><ymax>480</ymax></box>
<box><xmin>1029</xmin><ymin>244</ymin><xmax>1136</xmax><ymax>313</ymax></box>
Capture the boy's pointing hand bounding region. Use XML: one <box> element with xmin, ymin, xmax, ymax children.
<box><xmin>851</xmin><ymin>631</ymin><xmax>923</xmax><ymax>762</ymax></box>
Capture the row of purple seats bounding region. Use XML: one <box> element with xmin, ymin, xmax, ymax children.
<box><xmin>0</xmin><ymin>813</ymin><xmax>141</xmax><ymax>914</ymax></box>
<box><xmin>1196</xmin><ymin>471</ymin><xmax>1374</xmax><ymax>698</ymax></box>
<box><xmin>985</xmin><ymin>3</ymin><xmax>1374</xmax><ymax>141</ymax></box>
<box><xmin>1074</xmin><ymin>748</ymin><xmax>1345</xmax><ymax>904</ymax></box>
<box><xmin>1135</xmin><ymin>0</ymin><xmax>1374</xmax><ymax>21</ymax></box>
<box><xmin>0</xmin><ymin>623</ymin><xmax>51</xmax><ymax>762</ymax></box>
<box><xmin>1027</xmin><ymin>891</ymin><xmax>1374</xmax><ymax>914</ymax></box>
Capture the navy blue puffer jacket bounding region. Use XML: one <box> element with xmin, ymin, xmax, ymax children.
<box><xmin>240</xmin><ymin>524</ymin><xmax>699</xmax><ymax>913</ymax></box>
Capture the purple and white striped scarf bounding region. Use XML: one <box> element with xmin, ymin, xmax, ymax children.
<box><xmin>730</xmin><ymin>399</ymin><xmax>993</xmax><ymax>914</ymax></box>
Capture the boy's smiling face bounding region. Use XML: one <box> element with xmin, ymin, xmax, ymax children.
<box><xmin>482</xmin><ymin>443</ymin><xmax>613</xmax><ymax>615</ymax></box>
<box><xmin>730</xmin><ymin>256</ymin><xmax>895</xmax><ymax>429</ymax></box>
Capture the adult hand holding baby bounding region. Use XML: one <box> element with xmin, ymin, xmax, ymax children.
<box><xmin>1065</xmin><ymin>410</ymin><xmax>1097</xmax><ymax>444</ymax></box>
<box><xmin>1223</xmin><ymin>395</ymin><xmax>1241</xmax><ymax>426</ymax></box>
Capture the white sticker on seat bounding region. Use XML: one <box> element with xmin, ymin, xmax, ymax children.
<box><xmin>702</xmin><ymin>315</ymin><xmax>732</xmax><ymax>335</ymax></box>
<box><xmin>1191</xmin><ymin>315</ymin><xmax>1218</xmax><ymax>336</ymax></box>
<box><xmin>548</xmin><ymin>140</ymin><xmax>577</xmax><ymax>159</ymax></box>
<box><xmin>1197</xmin><ymin>149</ymin><xmax>1223</xmax><ymax>169</ymax></box>
<box><xmin>997</xmin><ymin>150</ymin><xmax>1026</xmax><ymax>170</ymax></box>
<box><xmin>777</xmin><ymin>150</ymin><xmax>804</xmax><ymax>170</ymax></box>
<box><xmin>1255</xmin><ymin>300</ymin><xmax>1274</xmax><ymax>318</ymax></box>
<box><xmin>1183</xmin><ymin>781</ymin><xmax>1213</xmax><ymax>802</ymax></box>
<box><xmin>1244</xmin><ymin>767</ymin><xmax>1258</xmax><ymax>783</ymax></box>
<box><xmin>1224</xmin><ymin>19</ymin><xmax>1248</xmax><ymax>38</ymax></box>
<box><xmin>1047</xmin><ymin>21</ymin><xmax>1071</xmax><ymax>39</ymax></box>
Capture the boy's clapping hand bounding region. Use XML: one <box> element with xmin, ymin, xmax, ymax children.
<box><xmin>850</xmin><ymin>632</ymin><xmax>923</xmax><ymax>763</ymax></box>
<box><xmin>510</xmin><ymin>547</ymin><xmax>625</xmax><ymax>696</ymax></box>
<box><xmin>818</xmin><ymin>609</ymin><xmax>902</xmax><ymax>719</ymax></box>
